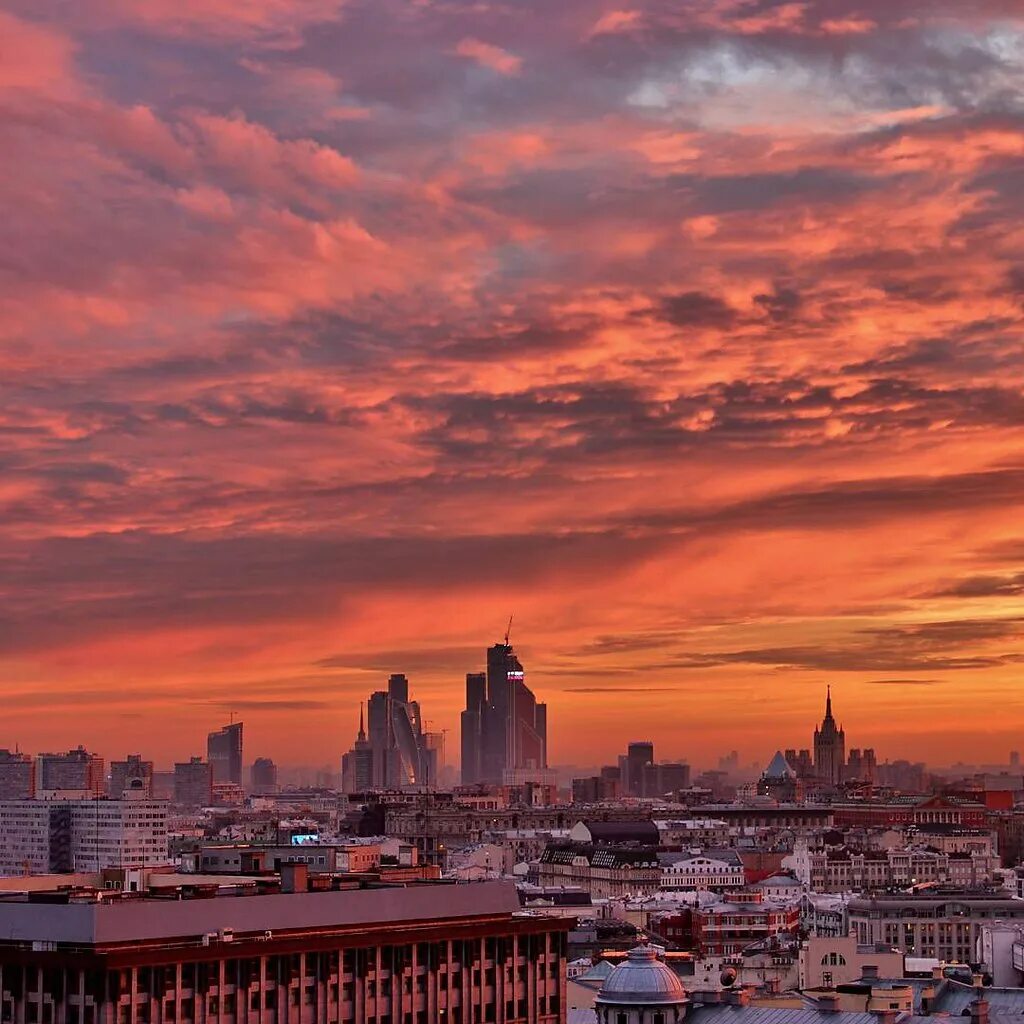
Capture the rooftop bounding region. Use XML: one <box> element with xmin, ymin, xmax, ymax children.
<box><xmin>0</xmin><ymin>881</ymin><xmax>526</xmax><ymax>948</ymax></box>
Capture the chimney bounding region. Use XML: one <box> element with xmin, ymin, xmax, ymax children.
<box><xmin>970</xmin><ymin>996</ymin><xmax>989</xmax><ymax>1024</ymax></box>
<box><xmin>280</xmin><ymin>862</ymin><xmax>309</xmax><ymax>894</ymax></box>
<box><xmin>819</xmin><ymin>993</ymin><xmax>842</xmax><ymax>1014</ymax></box>
<box><xmin>874</xmin><ymin>1011</ymin><xmax>898</xmax><ymax>1024</ymax></box>
<box><xmin>727</xmin><ymin>989</ymin><xmax>752</xmax><ymax>1007</ymax></box>
<box><xmin>862</xmin><ymin>965</ymin><xmax>880</xmax><ymax>980</ymax></box>
<box><xmin>931</xmin><ymin>965</ymin><xmax>943</xmax><ymax>981</ymax></box>
<box><xmin>971</xmin><ymin>974</ymin><xmax>984</xmax><ymax>990</ymax></box>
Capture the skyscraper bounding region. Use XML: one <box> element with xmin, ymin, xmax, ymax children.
<box><xmin>460</xmin><ymin>672</ymin><xmax>486</xmax><ymax>785</ymax></box>
<box><xmin>207</xmin><ymin>722</ymin><xmax>243</xmax><ymax>785</ymax></box>
<box><xmin>461</xmin><ymin>638</ymin><xmax>547</xmax><ymax>785</ymax></box>
<box><xmin>341</xmin><ymin>705</ymin><xmax>374</xmax><ymax>792</ymax></box>
<box><xmin>813</xmin><ymin>686</ymin><xmax>845</xmax><ymax>787</ymax></box>
<box><xmin>345</xmin><ymin>676</ymin><xmax>434</xmax><ymax>789</ymax></box>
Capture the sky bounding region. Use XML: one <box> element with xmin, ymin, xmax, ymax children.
<box><xmin>2</xmin><ymin>0</ymin><xmax>1024</xmax><ymax>772</ymax></box>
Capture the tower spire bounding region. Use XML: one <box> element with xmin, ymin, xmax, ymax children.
<box><xmin>358</xmin><ymin>703</ymin><xmax>366</xmax><ymax>741</ymax></box>
<box><xmin>825</xmin><ymin>684</ymin><xmax>833</xmax><ymax>720</ymax></box>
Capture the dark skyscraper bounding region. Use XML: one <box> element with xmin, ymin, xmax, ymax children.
<box><xmin>460</xmin><ymin>672</ymin><xmax>486</xmax><ymax>785</ymax></box>
<box><xmin>461</xmin><ymin>639</ymin><xmax>547</xmax><ymax>785</ymax></box>
<box><xmin>624</xmin><ymin>741</ymin><xmax>654</xmax><ymax>796</ymax></box>
<box><xmin>345</xmin><ymin>675</ymin><xmax>434</xmax><ymax>789</ymax></box>
<box><xmin>340</xmin><ymin>705</ymin><xmax>375</xmax><ymax>792</ymax></box>
<box><xmin>814</xmin><ymin>687</ymin><xmax>845</xmax><ymax>787</ymax></box>
<box><xmin>207</xmin><ymin>721</ymin><xmax>243</xmax><ymax>785</ymax></box>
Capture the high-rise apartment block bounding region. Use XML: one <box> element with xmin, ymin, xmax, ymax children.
<box><xmin>207</xmin><ymin>722</ymin><xmax>243</xmax><ymax>785</ymax></box>
<box><xmin>109</xmin><ymin>753</ymin><xmax>154</xmax><ymax>797</ymax></box>
<box><xmin>36</xmin><ymin>747</ymin><xmax>105</xmax><ymax>795</ymax></box>
<box><xmin>174</xmin><ymin>757</ymin><xmax>213</xmax><ymax>806</ymax></box>
<box><xmin>0</xmin><ymin>750</ymin><xmax>34</xmax><ymax>799</ymax></box>
<box><xmin>0</xmin><ymin>793</ymin><xmax>169</xmax><ymax>875</ymax></box>
<box><xmin>461</xmin><ymin>641</ymin><xmax>547</xmax><ymax>785</ymax></box>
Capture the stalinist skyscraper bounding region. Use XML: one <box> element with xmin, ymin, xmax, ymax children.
<box><xmin>813</xmin><ymin>686</ymin><xmax>845</xmax><ymax>786</ymax></box>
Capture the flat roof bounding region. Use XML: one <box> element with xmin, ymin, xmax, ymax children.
<box><xmin>0</xmin><ymin>881</ymin><xmax>523</xmax><ymax>947</ymax></box>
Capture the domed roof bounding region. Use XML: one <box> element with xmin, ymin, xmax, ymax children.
<box><xmin>595</xmin><ymin>943</ymin><xmax>688</xmax><ymax>1007</ymax></box>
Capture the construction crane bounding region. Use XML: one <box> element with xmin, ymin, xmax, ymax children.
<box><xmin>504</xmin><ymin>614</ymin><xmax>514</xmax><ymax>646</ymax></box>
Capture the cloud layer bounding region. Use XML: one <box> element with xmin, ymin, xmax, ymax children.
<box><xmin>2</xmin><ymin>0</ymin><xmax>1024</xmax><ymax>768</ymax></box>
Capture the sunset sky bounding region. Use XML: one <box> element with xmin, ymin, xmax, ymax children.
<box><xmin>2</xmin><ymin>0</ymin><xmax>1024</xmax><ymax>771</ymax></box>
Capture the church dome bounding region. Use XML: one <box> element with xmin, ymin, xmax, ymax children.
<box><xmin>595</xmin><ymin>944</ymin><xmax>688</xmax><ymax>1006</ymax></box>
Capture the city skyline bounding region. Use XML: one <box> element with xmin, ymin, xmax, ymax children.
<box><xmin>3</xmin><ymin>0</ymin><xmax>1024</xmax><ymax>765</ymax></box>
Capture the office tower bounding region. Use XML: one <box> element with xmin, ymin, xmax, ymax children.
<box><xmin>341</xmin><ymin>706</ymin><xmax>374</xmax><ymax>792</ymax></box>
<box><xmin>1012</xmin><ymin>751</ymin><xmax>1021</xmax><ymax>769</ymax></box>
<box><xmin>36</xmin><ymin>747</ymin><xmax>105</xmax><ymax>795</ymax></box>
<box><xmin>207</xmin><ymin>721</ymin><xmax>243</xmax><ymax>784</ymax></box>
<box><xmin>625</xmin><ymin>741</ymin><xmax>654</xmax><ymax>796</ymax></box>
<box><xmin>346</xmin><ymin>675</ymin><xmax>433</xmax><ymax>789</ymax></box>
<box><xmin>460</xmin><ymin>672</ymin><xmax>486</xmax><ymax>785</ymax></box>
<box><xmin>109</xmin><ymin>754</ymin><xmax>154</xmax><ymax>797</ymax></box>
<box><xmin>462</xmin><ymin>639</ymin><xmax>548</xmax><ymax>786</ymax></box>
<box><xmin>250</xmin><ymin>757</ymin><xmax>278</xmax><ymax>794</ymax></box>
<box><xmin>174</xmin><ymin>757</ymin><xmax>213</xmax><ymax>806</ymax></box>
<box><xmin>813</xmin><ymin>686</ymin><xmax>846</xmax><ymax>787</ymax></box>
<box><xmin>0</xmin><ymin>750</ymin><xmax>34</xmax><ymax>799</ymax></box>
<box><xmin>0</xmin><ymin>792</ymin><xmax>169</xmax><ymax>875</ymax></box>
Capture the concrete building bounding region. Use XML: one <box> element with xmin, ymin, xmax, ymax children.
<box><xmin>848</xmin><ymin>891</ymin><xmax>1024</xmax><ymax>962</ymax></box>
<box><xmin>0</xmin><ymin>794</ymin><xmax>168</xmax><ymax>875</ymax></box>
<box><xmin>797</xmin><ymin>935</ymin><xmax>904</xmax><ymax>990</ymax></box>
<box><xmin>0</xmin><ymin>751</ymin><xmax>34</xmax><ymax>800</ymax></box>
<box><xmin>174</xmin><ymin>757</ymin><xmax>213</xmax><ymax>806</ymax></box>
<box><xmin>36</xmin><ymin>747</ymin><xmax>105</xmax><ymax>796</ymax></box>
<box><xmin>109</xmin><ymin>754</ymin><xmax>154</xmax><ymax>797</ymax></box>
<box><xmin>207</xmin><ymin>722</ymin><xmax>244</xmax><ymax>785</ymax></box>
<box><xmin>0</xmin><ymin>879</ymin><xmax>568</xmax><ymax>1024</ymax></box>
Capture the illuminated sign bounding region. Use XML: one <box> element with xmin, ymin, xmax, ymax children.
<box><xmin>508</xmin><ymin>671</ymin><xmax>524</xmax><ymax>681</ymax></box>
<box><xmin>291</xmin><ymin>834</ymin><xmax>319</xmax><ymax>845</ymax></box>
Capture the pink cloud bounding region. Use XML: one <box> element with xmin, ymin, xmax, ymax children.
<box><xmin>454</xmin><ymin>37</ymin><xmax>523</xmax><ymax>76</ymax></box>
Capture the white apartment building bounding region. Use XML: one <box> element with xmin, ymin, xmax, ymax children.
<box><xmin>0</xmin><ymin>794</ymin><xmax>169</xmax><ymax>876</ymax></box>
<box><xmin>659</xmin><ymin>851</ymin><xmax>745</xmax><ymax>891</ymax></box>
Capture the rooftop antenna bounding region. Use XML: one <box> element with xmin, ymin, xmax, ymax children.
<box><xmin>504</xmin><ymin>614</ymin><xmax>514</xmax><ymax>646</ymax></box>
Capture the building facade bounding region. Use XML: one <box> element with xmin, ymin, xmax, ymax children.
<box><xmin>0</xmin><ymin>881</ymin><xmax>568</xmax><ymax>1024</ymax></box>
<box><xmin>0</xmin><ymin>752</ymin><xmax>34</xmax><ymax>800</ymax></box>
<box><xmin>848</xmin><ymin>891</ymin><xmax>1024</xmax><ymax>962</ymax></box>
<box><xmin>36</xmin><ymin>747</ymin><xmax>105</xmax><ymax>796</ymax></box>
<box><xmin>174</xmin><ymin>758</ymin><xmax>214</xmax><ymax>807</ymax></box>
<box><xmin>0</xmin><ymin>794</ymin><xmax>168</xmax><ymax>875</ymax></box>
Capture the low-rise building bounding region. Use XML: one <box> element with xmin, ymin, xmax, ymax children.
<box><xmin>538</xmin><ymin>842</ymin><xmax>661</xmax><ymax>897</ymax></box>
<box><xmin>659</xmin><ymin>852</ymin><xmax>746</xmax><ymax>892</ymax></box>
<box><xmin>848</xmin><ymin>890</ymin><xmax>1024</xmax><ymax>962</ymax></box>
